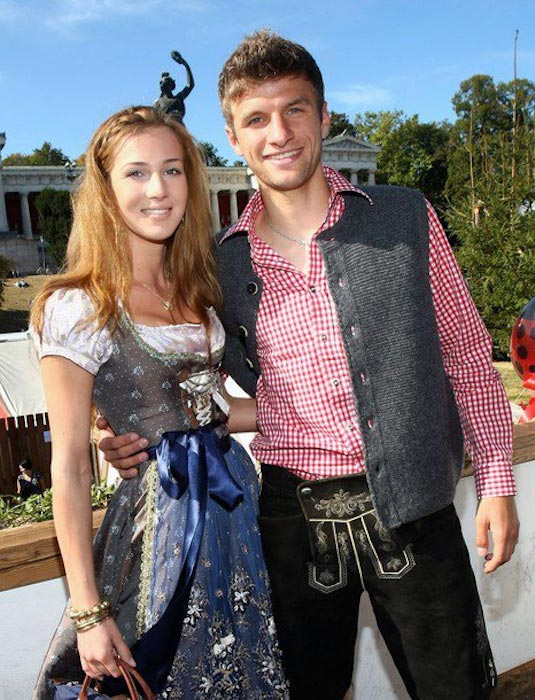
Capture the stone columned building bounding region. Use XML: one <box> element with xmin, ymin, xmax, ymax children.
<box><xmin>0</xmin><ymin>137</ymin><xmax>379</xmax><ymax>271</ymax></box>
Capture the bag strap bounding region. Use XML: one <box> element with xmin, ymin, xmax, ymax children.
<box><xmin>117</xmin><ymin>658</ymin><xmax>156</xmax><ymax>700</ymax></box>
<box><xmin>78</xmin><ymin>657</ymin><xmax>155</xmax><ymax>700</ymax></box>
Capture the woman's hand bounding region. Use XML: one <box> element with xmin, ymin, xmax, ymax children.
<box><xmin>77</xmin><ymin>617</ymin><xmax>135</xmax><ymax>680</ymax></box>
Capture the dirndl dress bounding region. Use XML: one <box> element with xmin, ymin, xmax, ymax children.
<box><xmin>31</xmin><ymin>290</ymin><xmax>289</xmax><ymax>700</ymax></box>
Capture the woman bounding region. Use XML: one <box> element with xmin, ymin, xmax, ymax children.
<box><xmin>17</xmin><ymin>458</ymin><xmax>45</xmax><ymax>499</ymax></box>
<box><xmin>31</xmin><ymin>106</ymin><xmax>288</xmax><ymax>699</ymax></box>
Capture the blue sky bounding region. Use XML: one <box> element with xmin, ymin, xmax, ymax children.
<box><xmin>1</xmin><ymin>0</ymin><xmax>534</xmax><ymax>164</ymax></box>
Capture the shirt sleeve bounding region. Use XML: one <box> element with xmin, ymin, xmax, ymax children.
<box><xmin>427</xmin><ymin>201</ymin><xmax>515</xmax><ymax>498</ymax></box>
<box><xmin>32</xmin><ymin>288</ymin><xmax>113</xmax><ymax>375</ymax></box>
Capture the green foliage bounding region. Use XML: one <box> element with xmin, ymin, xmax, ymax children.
<box><xmin>0</xmin><ymin>483</ymin><xmax>116</xmax><ymax>530</ymax></box>
<box><xmin>198</xmin><ymin>141</ymin><xmax>228</xmax><ymax>167</ymax></box>
<box><xmin>3</xmin><ymin>141</ymin><xmax>70</xmax><ymax>166</ymax></box>
<box><xmin>328</xmin><ymin>111</ymin><xmax>356</xmax><ymax>138</ymax></box>
<box><xmin>353</xmin><ymin>110</ymin><xmax>451</xmax><ymax>208</ymax></box>
<box><xmin>445</xmin><ymin>74</ymin><xmax>535</xmax><ymax>356</ymax></box>
<box><xmin>34</xmin><ymin>188</ymin><xmax>72</xmax><ymax>267</ymax></box>
<box><xmin>449</xmin><ymin>196</ymin><xmax>535</xmax><ymax>357</ymax></box>
<box><xmin>0</xmin><ymin>254</ymin><xmax>14</xmax><ymax>308</ymax></box>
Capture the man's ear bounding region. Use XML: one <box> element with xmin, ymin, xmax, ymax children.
<box><xmin>321</xmin><ymin>102</ymin><xmax>331</xmax><ymax>140</ymax></box>
<box><xmin>225</xmin><ymin>125</ymin><xmax>243</xmax><ymax>156</ymax></box>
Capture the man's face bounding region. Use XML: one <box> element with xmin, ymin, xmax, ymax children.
<box><xmin>225</xmin><ymin>75</ymin><xmax>330</xmax><ymax>195</ymax></box>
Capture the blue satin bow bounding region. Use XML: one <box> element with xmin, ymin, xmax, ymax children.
<box><xmin>104</xmin><ymin>425</ymin><xmax>243</xmax><ymax>695</ymax></box>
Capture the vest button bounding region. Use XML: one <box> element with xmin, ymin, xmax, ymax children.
<box><xmin>245</xmin><ymin>358</ymin><xmax>254</xmax><ymax>370</ymax></box>
<box><xmin>238</xmin><ymin>325</ymin><xmax>248</xmax><ymax>340</ymax></box>
<box><xmin>247</xmin><ymin>282</ymin><xmax>258</xmax><ymax>295</ymax></box>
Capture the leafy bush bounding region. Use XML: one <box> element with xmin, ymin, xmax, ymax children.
<box><xmin>0</xmin><ymin>483</ymin><xmax>115</xmax><ymax>530</ymax></box>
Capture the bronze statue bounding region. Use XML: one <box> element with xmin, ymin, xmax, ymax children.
<box><xmin>154</xmin><ymin>50</ymin><xmax>195</xmax><ymax>124</ymax></box>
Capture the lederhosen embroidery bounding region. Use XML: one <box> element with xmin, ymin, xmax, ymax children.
<box><xmin>297</xmin><ymin>474</ymin><xmax>415</xmax><ymax>593</ymax></box>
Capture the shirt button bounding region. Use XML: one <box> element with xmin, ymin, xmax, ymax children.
<box><xmin>347</xmin><ymin>423</ymin><xmax>355</xmax><ymax>432</ymax></box>
<box><xmin>247</xmin><ymin>282</ymin><xmax>258</xmax><ymax>295</ymax></box>
<box><xmin>332</xmin><ymin>379</ymin><xmax>340</xmax><ymax>387</ymax></box>
<box><xmin>309</xmin><ymin>285</ymin><xmax>316</xmax><ymax>293</ymax></box>
<box><xmin>320</xmin><ymin>334</ymin><xmax>327</xmax><ymax>342</ymax></box>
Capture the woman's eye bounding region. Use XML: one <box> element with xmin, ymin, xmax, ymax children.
<box><xmin>166</xmin><ymin>167</ymin><xmax>183</xmax><ymax>176</ymax></box>
<box><xmin>126</xmin><ymin>170</ymin><xmax>144</xmax><ymax>178</ymax></box>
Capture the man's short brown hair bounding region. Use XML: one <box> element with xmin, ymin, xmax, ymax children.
<box><xmin>218</xmin><ymin>29</ymin><xmax>325</xmax><ymax>126</ymax></box>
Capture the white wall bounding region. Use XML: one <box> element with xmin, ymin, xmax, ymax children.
<box><xmin>1</xmin><ymin>462</ymin><xmax>534</xmax><ymax>700</ymax></box>
<box><xmin>350</xmin><ymin>460</ymin><xmax>535</xmax><ymax>699</ymax></box>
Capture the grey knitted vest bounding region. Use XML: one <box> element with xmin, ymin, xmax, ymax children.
<box><xmin>215</xmin><ymin>187</ymin><xmax>464</xmax><ymax>528</ymax></box>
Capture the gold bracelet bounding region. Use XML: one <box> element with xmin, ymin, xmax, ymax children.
<box><xmin>69</xmin><ymin>599</ymin><xmax>111</xmax><ymax>622</ymax></box>
<box><xmin>74</xmin><ymin>609</ymin><xmax>112</xmax><ymax>632</ymax></box>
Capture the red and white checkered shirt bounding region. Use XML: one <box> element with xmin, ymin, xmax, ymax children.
<box><xmin>221</xmin><ymin>166</ymin><xmax>515</xmax><ymax>498</ymax></box>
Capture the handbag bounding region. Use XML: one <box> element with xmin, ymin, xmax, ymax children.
<box><xmin>54</xmin><ymin>658</ymin><xmax>156</xmax><ymax>700</ymax></box>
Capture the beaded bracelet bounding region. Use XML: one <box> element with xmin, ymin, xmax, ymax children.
<box><xmin>69</xmin><ymin>599</ymin><xmax>111</xmax><ymax>622</ymax></box>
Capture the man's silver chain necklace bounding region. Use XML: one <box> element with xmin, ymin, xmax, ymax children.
<box><xmin>265</xmin><ymin>216</ymin><xmax>312</xmax><ymax>248</ymax></box>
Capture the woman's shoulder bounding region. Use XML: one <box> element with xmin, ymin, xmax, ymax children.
<box><xmin>36</xmin><ymin>287</ymin><xmax>114</xmax><ymax>375</ymax></box>
<box><xmin>44</xmin><ymin>286</ymin><xmax>96</xmax><ymax>317</ymax></box>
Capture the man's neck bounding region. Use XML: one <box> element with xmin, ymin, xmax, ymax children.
<box><xmin>259</xmin><ymin>169</ymin><xmax>331</xmax><ymax>239</ymax></box>
<box><xmin>254</xmin><ymin>168</ymin><xmax>332</xmax><ymax>275</ymax></box>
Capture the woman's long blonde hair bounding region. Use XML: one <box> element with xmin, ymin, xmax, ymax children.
<box><xmin>31</xmin><ymin>106</ymin><xmax>220</xmax><ymax>334</ymax></box>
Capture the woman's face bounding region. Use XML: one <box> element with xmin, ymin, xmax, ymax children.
<box><xmin>109</xmin><ymin>126</ymin><xmax>188</xmax><ymax>250</ymax></box>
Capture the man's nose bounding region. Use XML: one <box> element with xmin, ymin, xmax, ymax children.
<box><xmin>268</xmin><ymin>113</ymin><xmax>293</xmax><ymax>146</ymax></box>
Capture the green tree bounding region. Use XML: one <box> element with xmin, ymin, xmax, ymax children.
<box><xmin>34</xmin><ymin>189</ymin><xmax>72</xmax><ymax>267</ymax></box>
<box><xmin>327</xmin><ymin>111</ymin><xmax>355</xmax><ymax>138</ymax></box>
<box><xmin>445</xmin><ymin>74</ymin><xmax>535</xmax><ymax>356</ymax></box>
<box><xmin>353</xmin><ymin>110</ymin><xmax>450</xmax><ymax>208</ymax></box>
<box><xmin>0</xmin><ymin>255</ymin><xmax>14</xmax><ymax>308</ymax></box>
<box><xmin>198</xmin><ymin>141</ymin><xmax>228</xmax><ymax>167</ymax></box>
<box><xmin>3</xmin><ymin>142</ymin><xmax>69</xmax><ymax>166</ymax></box>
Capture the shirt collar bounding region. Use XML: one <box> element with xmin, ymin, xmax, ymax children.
<box><xmin>218</xmin><ymin>165</ymin><xmax>372</xmax><ymax>244</ymax></box>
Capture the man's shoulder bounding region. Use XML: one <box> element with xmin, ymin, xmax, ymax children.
<box><xmin>358</xmin><ymin>184</ymin><xmax>426</xmax><ymax>207</ymax></box>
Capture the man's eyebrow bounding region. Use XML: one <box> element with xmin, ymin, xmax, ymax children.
<box><xmin>239</xmin><ymin>96</ymin><xmax>313</xmax><ymax>123</ymax></box>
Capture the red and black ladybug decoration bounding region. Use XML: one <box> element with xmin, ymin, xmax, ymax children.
<box><xmin>511</xmin><ymin>297</ymin><xmax>535</xmax><ymax>390</ymax></box>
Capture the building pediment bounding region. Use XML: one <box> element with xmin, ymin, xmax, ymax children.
<box><xmin>323</xmin><ymin>135</ymin><xmax>381</xmax><ymax>153</ymax></box>
<box><xmin>322</xmin><ymin>135</ymin><xmax>379</xmax><ymax>172</ymax></box>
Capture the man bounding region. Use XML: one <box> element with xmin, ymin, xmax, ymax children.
<box><xmin>101</xmin><ymin>31</ymin><xmax>519</xmax><ymax>700</ymax></box>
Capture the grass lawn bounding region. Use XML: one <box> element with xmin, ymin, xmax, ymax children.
<box><xmin>0</xmin><ymin>275</ymin><xmax>50</xmax><ymax>333</ymax></box>
<box><xmin>494</xmin><ymin>361</ymin><xmax>526</xmax><ymax>405</ymax></box>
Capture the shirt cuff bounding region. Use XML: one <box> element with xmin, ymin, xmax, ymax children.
<box><xmin>474</xmin><ymin>462</ymin><xmax>517</xmax><ymax>499</ymax></box>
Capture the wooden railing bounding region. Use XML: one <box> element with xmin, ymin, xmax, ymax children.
<box><xmin>0</xmin><ymin>422</ymin><xmax>534</xmax><ymax>594</ymax></box>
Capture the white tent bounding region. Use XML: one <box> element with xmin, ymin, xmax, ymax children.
<box><xmin>0</xmin><ymin>333</ymin><xmax>47</xmax><ymax>417</ymax></box>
